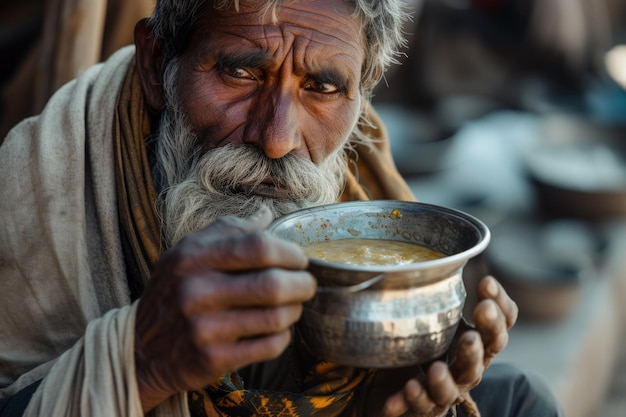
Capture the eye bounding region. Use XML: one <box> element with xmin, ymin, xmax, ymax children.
<box><xmin>304</xmin><ymin>80</ymin><xmax>341</xmax><ymax>94</ymax></box>
<box><xmin>222</xmin><ymin>66</ymin><xmax>256</xmax><ymax>80</ymax></box>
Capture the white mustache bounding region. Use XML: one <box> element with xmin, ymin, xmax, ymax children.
<box><xmin>194</xmin><ymin>144</ymin><xmax>343</xmax><ymax>202</ymax></box>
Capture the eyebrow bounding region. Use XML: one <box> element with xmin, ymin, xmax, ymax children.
<box><xmin>215</xmin><ymin>49</ymin><xmax>352</xmax><ymax>91</ymax></box>
<box><xmin>215</xmin><ymin>49</ymin><xmax>271</xmax><ymax>71</ymax></box>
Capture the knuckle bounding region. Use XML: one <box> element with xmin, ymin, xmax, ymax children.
<box><xmin>475</xmin><ymin>299</ymin><xmax>501</xmax><ymax>327</ymax></box>
<box><xmin>261</xmin><ymin>306</ymin><xmax>300</xmax><ymax>332</ymax></box>
<box><xmin>228</xmin><ymin>231</ymin><xmax>278</xmax><ymax>266</ymax></box>
<box><xmin>189</xmin><ymin>315</ymin><xmax>212</xmax><ymax>346</ymax></box>
<box><xmin>265</xmin><ymin>331</ymin><xmax>292</xmax><ymax>357</ymax></box>
<box><xmin>200</xmin><ymin>346</ymin><xmax>224</xmax><ymax>375</ymax></box>
<box><xmin>469</xmin><ymin>374</ymin><xmax>483</xmax><ymax>389</ymax></box>
<box><xmin>173</xmin><ymin>233</ymin><xmax>194</xmax><ymax>249</ymax></box>
<box><xmin>245</xmin><ymin>232</ymin><xmax>276</xmax><ymax>260</ymax></box>
<box><xmin>175</xmin><ymin>233</ymin><xmax>207</xmax><ymax>257</ymax></box>
<box><xmin>179</xmin><ymin>276</ymin><xmax>220</xmax><ymax>316</ymax></box>
<box><xmin>485</xmin><ymin>336</ymin><xmax>507</xmax><ymax>361</ymax></box>
<box><xmin>494</xmin><ymin>329</ymin><xmax>510</xmax><ymax>352</ymax></box>
<box><xmin>259</xmin><ymin>309</ymin><xmax>287</xmax><ymax>332</ymax></box>
<box><xmin>179</xmin><ymin>279</ymin><xmax>199</xmax><ymax>316</ymax></box>
<box><xmin>189</xmin><ymin>312</ymin><xmax>233</xmax><ymax>349</ymax></box>
<box><xmin>252</xmin><ymin>271</ymin><xmax>285</xmax><ymax>304</ymax></box>
<box><xmin>433</xmin><ymin>387</ymin><xmax>458</xmax><ymax>407</ymax></box>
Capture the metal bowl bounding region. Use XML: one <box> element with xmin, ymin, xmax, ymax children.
<box><xmin>267</xmin><ymin>201</ymin><xmax>490</xmax><ymax>368</ymax></box>
<box><xmin>524</xmin><ymin>139</ymin><xmax>626</xmax><ymax>220</ymax></box>
<box><xmin>523</xmin><ymin>115</ymin><xmax>626</xmax><ymax>220</ymax></box>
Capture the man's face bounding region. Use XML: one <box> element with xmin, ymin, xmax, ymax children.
<box><xmin>174</xmin><ymin>0</ymin><xmax>365</xmax><ymax>169</ymax></box>
<box><xmin>150</xmin><ymin>0</ymin><xmax>366</xmax><ymax>246</ymax></box>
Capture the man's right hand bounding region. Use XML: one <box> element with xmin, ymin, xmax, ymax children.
<box><xmin>133</xmin><ymin>206</ymin><xmax>316</xmax><ymax>412</ymax></box>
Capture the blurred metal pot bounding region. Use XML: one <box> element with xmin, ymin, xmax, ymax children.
<box><xmin>523</xmin><ymin>115</ymin><xmax>626</xmax><ymax>220</ymax></box>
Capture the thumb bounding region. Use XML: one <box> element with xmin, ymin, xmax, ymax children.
<box><xmin>248</xmin><ymin>204</ymin><xmax>275</xmax><ymax>228</ymax></box>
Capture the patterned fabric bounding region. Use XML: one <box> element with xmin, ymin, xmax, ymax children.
<box><xmin>188</xmin><ymin>363</ymin><xmax>373</xmax><ymax>417</ymax></box>
<box><xmin>113</xmin><ymin>61</ymin><xmax>415</xmax><ymax>417</ymax></box>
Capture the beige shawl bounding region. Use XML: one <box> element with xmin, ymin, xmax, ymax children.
<box><xmin>0</xmin><ymin>46</ymin><xmax>188</xmax><ymax>416</ymax></box>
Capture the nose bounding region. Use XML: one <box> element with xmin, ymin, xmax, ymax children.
<box><xmin>244</xmin><ymin>88</ymin><xmax>302</xmax><ymax>159</ymax></box>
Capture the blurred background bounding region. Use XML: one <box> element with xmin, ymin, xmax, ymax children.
<box><xmin>2</xmin><ymin>0</ymin><xmax>626</xmax><ymax>416</ymax></box>
<box><xmin>0</xmin><ymin>0</ymin><xmax>154</xmax><ymax>140</ymax></box>
<box><xmin>371</xmin><ymin>1</ymin><xmax>626</xmax><ymax>416</ymax></box>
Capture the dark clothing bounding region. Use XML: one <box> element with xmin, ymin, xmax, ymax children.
<box><xmin>459</xmin><ymin>363</ymin><xmax>567</xmax><ymax>417</ymax></box>
<box><xmin>0</xmin><ymin>381</ymin><xmax>41</xmax><ymax>417</ymax></box>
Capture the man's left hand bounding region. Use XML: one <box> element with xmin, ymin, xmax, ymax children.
<box><xmin>368</xmin><ymin>275</ymin><xmax>518</xmax><ymax>417</ymax></box>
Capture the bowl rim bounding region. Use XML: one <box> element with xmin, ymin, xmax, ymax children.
<box><xmin>267</xmin><ymin>200</ymin><xmax>491</xmax><ymax>273</ymax></box>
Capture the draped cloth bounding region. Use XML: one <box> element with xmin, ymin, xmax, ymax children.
<box><xmin>114</xmin><ymin>59</ymin><xmax>162</xmax><ymax>289</ymax></box>
<box><xmin>0</xmin><ymin>46</ymin><xmax>186</xmax><ymax>416</ymax></box>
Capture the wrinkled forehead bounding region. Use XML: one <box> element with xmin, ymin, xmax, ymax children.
<box><xmin>199</xmin><ymin>0</ymin><xmax>366</xmax><ymax>61</ymax></box>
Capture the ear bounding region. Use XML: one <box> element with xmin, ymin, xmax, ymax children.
<box><xmin>134</xmin><ymin>18</ymin><xmax>166</xmax><ymax>110</ymax></box>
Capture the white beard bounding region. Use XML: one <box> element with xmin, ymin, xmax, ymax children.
<box><xmin>152</xmin><ymin>104</ymin><xmax>348</xmax><ymax>247</ymax></box>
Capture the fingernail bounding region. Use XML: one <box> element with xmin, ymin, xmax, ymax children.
<box><xmin>430</xmin><ymin>362</ymin><xmax>447</xmax><ymax>382</ymax></box>
<box><xmin>405</xmin><ymin>379</ymin><xmax>422</xmax><ymax>399</ymax></box>
<box><xmin>253</xmin><ymin>205</ymin><xmax>272</xmax><ymax>220</ymax></box>
<box><xmin>485</xmin><ymin>277</ymin><xmax>498</xmax><ymax>297</ymax></box>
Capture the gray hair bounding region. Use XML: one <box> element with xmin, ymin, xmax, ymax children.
<box><xmin>147</xmin><ymin>0</ymin><xmax>410</xmax><ymax>95</ymax></box>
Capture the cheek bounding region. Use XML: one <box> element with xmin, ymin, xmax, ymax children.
<box><xmin>303</xmin><ymin>100</ymin><xmax>360</xmax><ymax>163</ymax></box>
<box><xmin>176</xmin><ymin>76</ymin><xmax>249</xmax><ymax>149</ymax></box>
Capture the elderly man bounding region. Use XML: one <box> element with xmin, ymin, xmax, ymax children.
<box><xmin>0</xmin><ymin>1</ymin><xmax>564</xmax><ymax>416</ymax></box>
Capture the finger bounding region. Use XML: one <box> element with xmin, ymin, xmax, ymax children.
<box><xmin>202</xmin><ymin>205</ymin><xmax>275</xmax><ymax>236</ymax></box>
<box><xmin>382</xmin><ymin>379</ymin><xmax>434</xmax><ymax>417</ymax></box>
<box><xmin>182</xmin><ymin>269</ymin><xmax>317</xmax><ymax>312</ymax></box>
<box><xmin>199</xmin><ymin>330</ymin><xmax>292</xmax><ymax>379</ymax></box>
<box><xmin>180</xmin><ymin>230</ymin><xmax>309</xmax><ymax>272</ymax></box>
<box><xmin>477</xmin><ymin>276</ymin><xmax>518</xmax><ymax>329</ymax></box>
<box><xmin>473</xmin><ymin>298</ymin><xmax>509</xmax><ymax>365</ymax></box>
<box><xmin>449</xmin><ymin>330</ymin><xmax>484</xmax><ymax>388</ymax></box>
<box><xmin>426</xmin><ymin>361</ymin><xmax>461</xmax><ymax>407</ymax></box>
<box><xmin>191</xmin><ymin>304</ymin><xmax>304</xmax><ymax>343</ymax></box>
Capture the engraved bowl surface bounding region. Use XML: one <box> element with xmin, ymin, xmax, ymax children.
<box><xmin>267</xmin><ymin>201</ymin><xmax>490</xmax><ymax>368</ymax></box>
